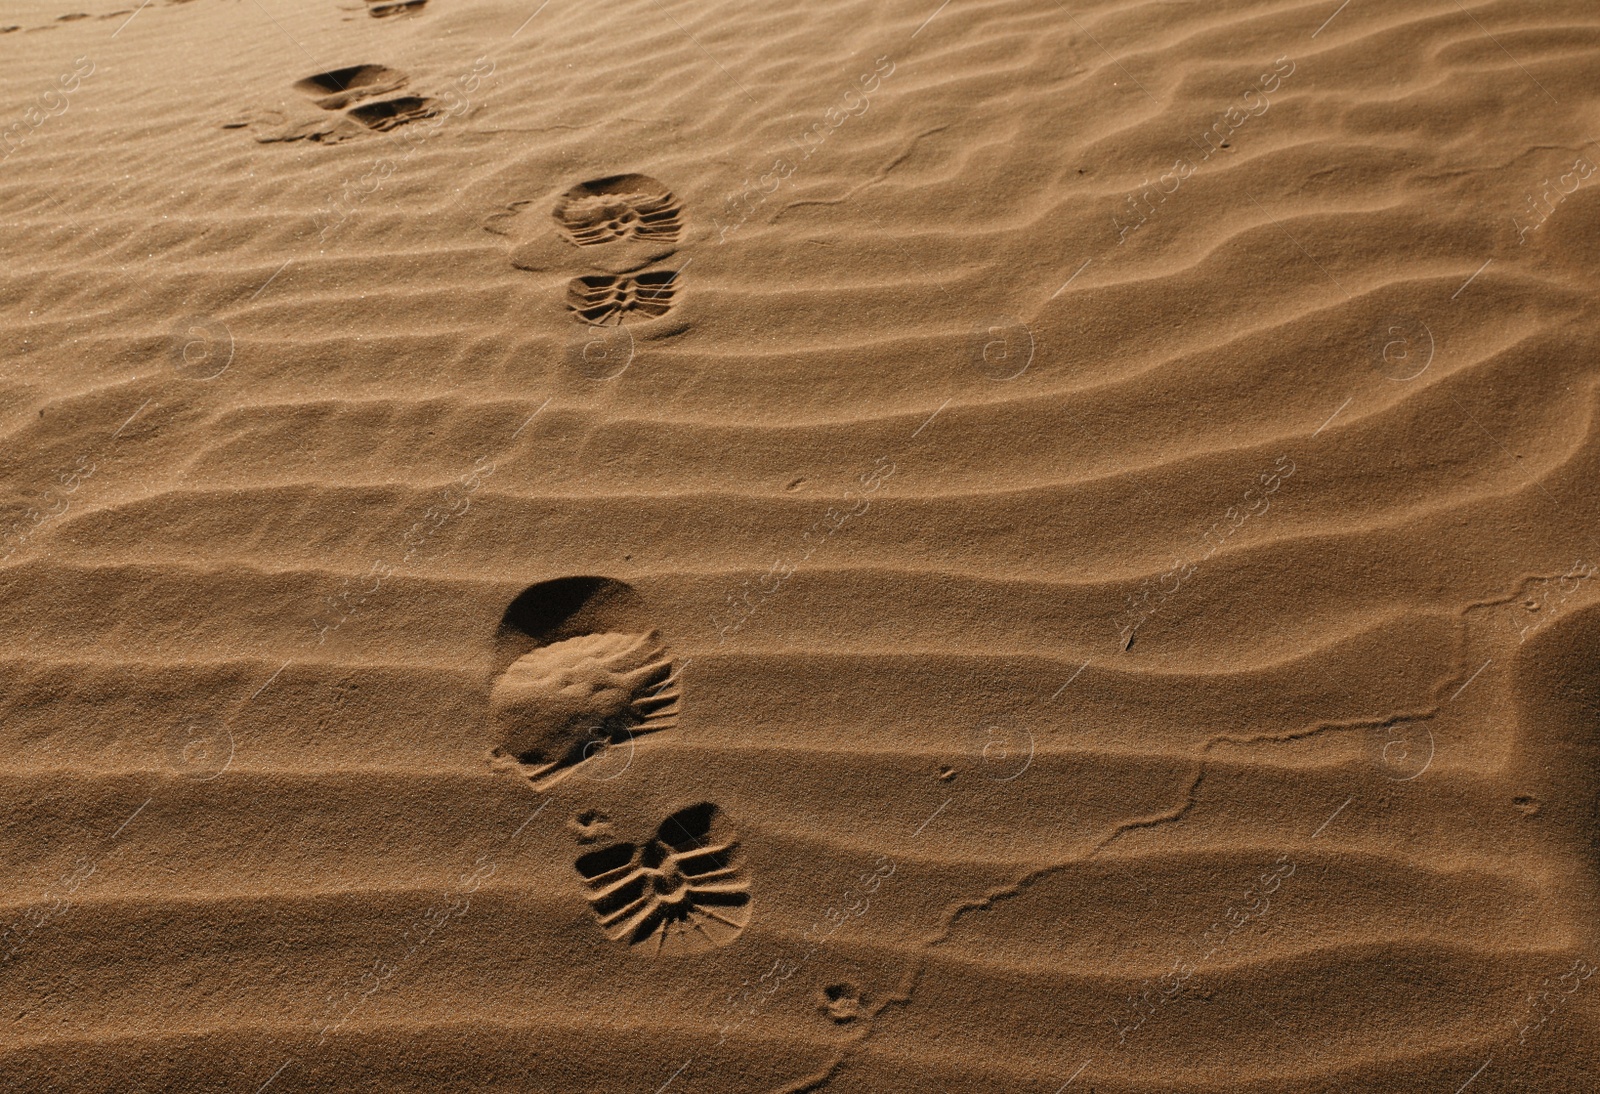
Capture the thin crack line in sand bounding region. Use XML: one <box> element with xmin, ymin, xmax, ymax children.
<box><xmin>911</xmin><ymin>798</ymin><xmax>953</xmax><ymax>838</ymax></box>
<box><xmin>785</xmin><ymin>564</ymin><xmax>1454</xmax><ymax>1092</ymax></box>
<box><xmin>647</xmin><ymin>0</ymin><xmax>757</xmax><ymax>105</ymax></box>
<box><xmin>511</xmin><ymin>397</ymin><xmax>553</xmax><ymax>439</ymax></box>
<box><xmin>1309</xmin><ymin>0</ymin><xmax>1350</xmax><ymax>38</ymax></box>
<box><xmin>784</xmin><ymin>610</ymin><xmax>1506</xmax><ymax>1092</ymax></box>
<box><xmin>1312</xmin><ymin>395</ymin><xmax>1352</xmax><ymax>437</ymax></box>
<box><xmin>1055</xmin><ymin>1057</ymin><xmax>1092</xmax><ymax>1090</ymax></box>
<box><xmin>111</xmin><ymin>398</ymin><xmax>152</xmax><ymax>439</ymax></box>
<box><xmin>1452</xmin><ymin>257</ymin><xmax>1493</xmax><ymax>299</ymax></box>
<box><xmin>250</xmin><ymin>661</ymin><xmax>290</xmax><ymax>701</ymax></box>
<box><xmin>659</xmin><ymin>257</ymin><xmax>695</xmax><ymax>289</ymax></box>
<box><xmin>1310</xmin><ymin>795</ymin><xmax>1353</xmax><ymax>839</ymax></box>
<box><xmin>1050</xmin><ymin>660</ymin><xmax>1091</xmax><ymax>699</ymax></box>
<box><xmin>109</xmin><ymin>0</ymin><xmax>153</xmax><ymax>37</ymax></box>
<box><xmin>777</xmin><ymin>773</ymin><xmax>1209</xmax><ymax>1094</ymax></box>
<box><xmin>1451</xmin><ymin>658</ymin><xmax>1492</xmax><ymax>701</ymax></box>
<box><xmin>254</xmin><ymin>1059</ymin><xmax>292</xmax><ymax>1093</ymax></box>
<box><xmin>786</xmin><ymin>423</ymin><xmax>1590</xmax><ymax>1094</ymax></box>
<box><xmin>510</xmin><ymin>0</ymin><xmax>551</xmax><ymax>38</ymax></box>
<box><xmin>1454</xmin><ymin>1054</ymin><xmax>1493</xmax><ymax>1092</ymax></box>
<box><xmin>109</xmin><ymin>798</ymin><xmax>151</xmax><ymax>841</ymax></box>
<box><xmin>909</xmin><ymin>0</ymin><xmax>953</xmax><ymax>40</ymax></box>
<box><xmin>774</xmin><ymin>125</ymin><xmax>951</xmax><ymax>221</ymax></box>
<box><xmin>1050</xmin><ymin>258</ymin><xmax>1093</xmax><ymax>300</ymax></box>
<box><xmin>654</xmin><ymin>1058</ymin><xmax>692</xmax><ymax>1093</ymax></box>
<box><xmin>250</xmin><ymin>260</ymin><xmax>291</xmax><ymax>301</ymax></box>
<box><xmin>1466</xmin><ymin>563</ymin><xmax>1600</xmax><ymax>647</ymax></box>
<box><xmin>911</xmin><ymin>398</ymin><xmax>950</xmax><ymax>438</ymax></box>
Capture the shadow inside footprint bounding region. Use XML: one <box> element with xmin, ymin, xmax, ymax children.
<box><xmin>294</xmin><ymin>64</ymin><xmax>406</xmax><ymax>110</ymax></box>
<box><xmin>347</xmin><ymin>95</ymin><xmax>440</xmax><ymax>131</ymax></box>
<box><xmin>574</xmin><ymin>803</ymin><xmax>751</xmax><ymax>954</ymax></box>
<box><xmin>567</xmin><ymin>270</ymin><xmax>679</xmax><ymax>326</ymax></box>
<box><xmin>489</xmin><ymin>173</ymin><xmax>686</xmax><ymax>275</ymax></box>
<box><xmin>487</xmin><ymin>577</ymin><xmax>680</xmax><ymax>788</ymax></box>
<box><xmin>555</xmin><ymin>175</ymin><xmax>684</xmax><ymax>247</ymax></box>
<box><xmin>367</xmin><ymin>0</ymin><xmax>426</xmax><ymax>15</ymax></box>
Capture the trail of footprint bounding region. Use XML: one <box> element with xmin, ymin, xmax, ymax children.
<box><xmin>490</xmin><ymin>173</ymin><xmax>685</xmax><ymax>274</ymax></box>
<box><xmin>347</xmin><ymin>95</ymin><xmax>439</xmax><ymax>132</ymax></box>
<box><xmin>484</xmin><ymin>581</ymin><xmax>746</xmax><ymax>959</ymax></box>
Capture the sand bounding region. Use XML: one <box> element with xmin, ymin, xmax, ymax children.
<box><xmin>3</xmin><ymin>0</ymin><xmax>1600</xmax><ymax>1089</ymax></box>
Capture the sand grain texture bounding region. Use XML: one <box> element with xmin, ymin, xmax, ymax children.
<box><xmin>3</xmin><ymin>0</ymin><xmax>1600</xmax><ymax>1090</ymax></box>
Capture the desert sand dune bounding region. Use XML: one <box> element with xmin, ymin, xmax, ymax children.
<box><xmin>3</xmin><ymin>0</ymin><xmax>1600</xmax><ymax>1090</ymax></box>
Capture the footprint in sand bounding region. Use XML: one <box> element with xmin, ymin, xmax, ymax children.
<box><xmin>486</xmin><ymin>577</ymin><xmax>683</xmax><ymax>788</ymax></box>
<box><xmin>346</xmin><ymin>95</ymin><xmax>442</xmax><ymax>132</ymax></box>
<box><xmin>566</xmin><ymin>271</ymin><xmax>680</xmax><ymax>326</ymax></box>
<box><xmin>573</xmin><ymin>803</ymin><xmax>751</xmax><ymax>954</ymax></box>
<box><xmin>819</xmin><ymin>982</ymin><xmax>865</xmax><ymax>1023</ymax></box>
<box><xmin>555</xmin><ymin>174</ymin><xmax>684</xmax><ymax>248</ymax></box>
<box><xmin>487</xmin><ymin>579</ymin><xmax>742</xmax><ymax>954</ymax></box>
<box><xmin>486</xmin><ymin>630</ymin><xmax>681</xmax><ymax>788</ymax></box>
<box><xmin>294</xmin><ymin>64</ymin><xmax>407</xmax><ymax>110</ymax></box>
<box><xmin>485</xmin><ymin>172</ymin><xmax>688</xmax><ymax>338</ymax></box>
<box><xmin>224</xmin><ymin>64</ymin><xmax>440</xmax><ymax>143</ymax></box>
<box><xmin>364</xmin><ymin>0</ymin><xmax>425</xmax><ymax>16</ymax></box>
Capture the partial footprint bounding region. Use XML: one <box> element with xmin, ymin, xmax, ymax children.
<box><xmin>366</xmin><ymin>0</ymin><xmax>426</xmax><ymax>15</ymax></box>
<box><xmin>347</xmin><ymin>95</ymin><xmax>440</xmax><ymax>131</ymax></box>
<box><xmin>574</xmin><ymin>803</ymin><xmax>752</xmax><ymax>954</ymax></box>
<box><xmin>555</xmin><ymin>174</ymin><xmax>683</xmax><ymax>247</ymax></box>
<box><xmin>228</xmin><ymin>65</ymin><xmax>436</xmax><ymax>143</ymax></box>
<box><xmin>294</xmin><ymin>64</ymin><xmax>406</xmax><ymax>110</ymax></box>
<box><xmin>819</xmin><ymin>982</ymin><xmax>865</xmax><ymax>1023</ymax></box>
<box><xmin>487</xmin><ymin>173</ymin><xmax>685</xmax><ymax>276</ymax></box>
<box><xmin>569</xmin><ymin>809</ymin><xmax>615</xmax><ymax>845</ymax></box>
<box><xmin>487</xmin><ymin>631</ymin><xmax>680</xmax><ymax>788</ymax></box>
<box><xmin>566</xmin><ymin>271</ymin><xmax>678</xmax><ymax>326</ymax></box>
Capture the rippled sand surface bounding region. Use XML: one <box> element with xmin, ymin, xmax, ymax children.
<box><xmin>2</xmin><ymin>0</ymin><xmax>1599</xmax><ymax>1090</ymax></box>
